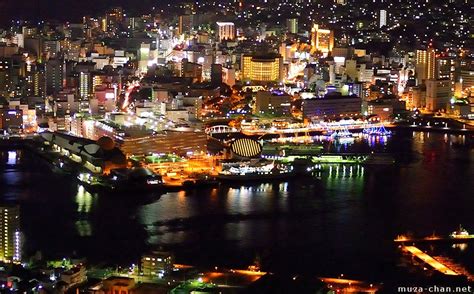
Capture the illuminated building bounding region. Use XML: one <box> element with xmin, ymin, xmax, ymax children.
<box><xmin>105</xmin><ymin>7</ymin><xmax>123</xmax><ymax>33</ymax></box>
<box><xmin>459</xmin><ymin>70</ymin><xmax>474</xmax><ymax>90</ymax></box>
<box><xmin>241</xmin><ymin>53</ymin><xmax>283</xmax><ymax>83</ymax></box>
<box><xmin>379</xmin><ymin>10</ymin><xmax>387</xmax><ymax>28</ymax></box>
<box><xmin>410</xmin><ymin>86</ymin><xmax>426</xmax><ymax>109</ymax></box>
<box><xmin>102</xmin><ymin>277</ymin><xmax>135</xmax><ymax>294</ymax></box>
<box><xmin>138</xmin><ymin>43</ymin><xmax>150</xmax><ymax>74</ymax></box>
<box><xmin>301</xmin><ymin>93</ymin><xmax>361</xmax><ymax>118</ymax></box>
<box><xmin>30</xmin><ymin>67</ymin><xmax>46</xmax><ymax>98</ymax></box>
<box><xmin>141</xmin><ymin>251</ymin><xmax>174</xmax><ymax>276</ymax></box>
<box><xmin>0</xmin><ymin>204</ymin><xmax>21</xmax><ymax>263</ymax></box>
<box><xmin>178</xmin><ymin>15</ymin><xmax>193</xmax><ymax>35</ymax></box>
<box><xmin>45</xmin><ymin>58</ymin><xmax>64</xmax><ymax>95</ymax></box>
<box><xmin>24</xmin><ymin>37</ymin><xmax>42</xmax><ymax>61</ymax></box>
<box><xmin>43</xmin><ymin>40</ymin><xmax>60</xmax><ymax>59</ymax></box>
<box><xmin>79</xmin><ymin>72</ymin><xmax>91</xmax><ymax>100</ymax></box>
<box><xmin>180</xmin><ymin>59</ymin><xmax>202</xmax><ymax>82</ymax></box>
<box><xmin>286</xmin><ymin>18</ymin><xmax>298</xmax><ymax>34</ymax></box>
<box><xmin>61</xmin><ymin>265</ymin><xmax>87</xmax><ymax>288</ymax></box>
<box><xmin>366</xmin><ymin>99</ymin><xmax>405</xmax><ymax>121</ymax></box>
<box><xmin>222</xmin><ymin>67</ymin><xmax>235</xmax><ymax>87</ymax></box>
<box><xmin>216</xmin><ymin>22</ymin><xmax>235</xmax><ymax>41</ymax></box>
<box><xmin>40</xmin><ymin>131</ymin><xmax>127</xmax><ymax>174</ymax></box>
<box><xmin>311</xmin><ymin>24</ymin><xmax>334</xmax><ymax>54</ymax></box>
<box><xmin>425</xmin><ymin>79</ymin><xmax>451</xmax><ymax>111</ymax></box>
<box><xmin>0</xmin><ymin>108</ymin><xmax>23</xmax><ymax>132</ymax></box>
<box><xmin>415</xmin><ymin>48</ymin><xmax>436</xmax><ymax>85</ymax></box>
<box><xmin>85</xmin><ymin>119</ymin><xmax>207</xmax><ymax>156</ymax></box>
<box><xmin>255</xmin><ymin>90</ymin><xmax>292</xmax><ymax>115</ymax></box>
<box><xmin>436</xmin><ymin>57</ymin><xmax>456</xmax><ymax>87</ymax></box>
<box><xmin>0</xmin><ymin>58</ymin><xmax>12</xmax><ymax>97</ymax></box>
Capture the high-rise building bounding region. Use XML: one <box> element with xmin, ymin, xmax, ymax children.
<box><xmin>216</xmin><ymin>22</ymin><xmax>235</xmax><ymax>41</ymax></box>
<box><xmin>459</xmin><ymin>70</ymin><xmax>474</xmax><ymax>90</ymax></box>
<box><xmin>379</xmin><ymin>10</ymin><xmax>387</xmax><ymax>28</ymax></box>
<box><xmin>415</xmin><ymin>48</ymin><xmax>436</xmax><ymax>85</ymax></box>
<box><xmin>311</xmin><ymin>24</ymin><xmax>334</xmax><ymax>54</ymax></box>
<box><xmin>46</xmin><ymin>58</ymin><xmax>64</xmax><ymax>95</ymax></box>
<box><xmin>43</xmin><ymin>40</ymin><xmax>60</xmax><ymax>60</ymax></box>
<box><xmin>436</xmin><ymin>57</ymin><xmax>456</xmax><ymax>89</ymax></box>
<box><xmin>178</xmin><ymin>15</ymin><xmax>193</xmax><ymax>35</ymax></box>
<box><xmin>0</xmin><ymin>58</ymin><xmax>13</xmax><ymax>97</ymax></box>
<box><xmin>0</xmin><ymin>204</ymin><xmax>21</xmax><ymax>263</ymax></box>
<box><xmin>105</xmin><ymin>7</ymin><xmax>124</xmax><ymax>33</ymax></box>
<box><xmin>286</xmin><ymin>18</ymin><xmax>298</xmax><ymax>34</ymax></box>
<box><xmin>26</xmin><ymin>65</ymin><xmax>46</xmax><ymax>98</ymax></box>
<box><xmin>79</xmin><ymin>72</ymin><xmax>91</xmax><ymax>100</ymax></box>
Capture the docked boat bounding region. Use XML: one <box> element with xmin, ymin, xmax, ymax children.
<box><xmin>217</xmin><ymin>160</ymin><xmax>294</xmax><ymax>182</ymax></box>
<box><xmin>182</xmin><ymin>175</ymin><xmax>219</xmax><ymax>189</ymax></box>
<box><xmin>107</xmin><ymin>167</ymin><xmax>164</xmax><ymax>191</ymax></box>
<box><xmin>450</xmin><ymin>225</ymin><xmax>473</xmax><ymax>239</ymax></box>
<box><xmin>311</xmin><ymin>154</ymin><xmax>366</xmax><ymax>164</ymax></box>
<box><xmin>362</xmin><ymin>154</ymin><xmax>395</xmax><ymax>165</ymax></box>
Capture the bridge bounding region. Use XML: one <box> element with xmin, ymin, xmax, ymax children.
<box><xmin>241</xmin><ymin>122</ymin><xmax>393</xmax><ymax>136</ymax></box>
<box><xmin>205</xmin><ymin>125</ymin><xmax>240</xmax><ymax>135</ymax></box>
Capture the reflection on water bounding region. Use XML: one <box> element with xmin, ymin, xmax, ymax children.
<box><xmin>0</xmin><ymin>131</ymin><xmax>473</xmax><ymax>277</ymax></box>
<box><xmin>7</xmin><ymin>151</ymin><xmax>17</xmax><ymax>165</ymax></box>
<box><xmin>75</xmin><ymin>220</ymin><xmax>92</xmax><ymax>237</ymax></box>
<box><xmin>326</xmin><ymin>164</ymin><xmax>364</xmax><ymax>179</ymax></box>
<box><xmin>452</xmin><ymin>243</ymin><xmax>468</xmax><ymax>252</ymax></box>
<box><xmin>367</xmin><ymin>135</ymin><xmax>388</xmax><ymax>147</ymax></box>
<box><xmin>75</xmin><ymin>185</ymin><xmax>94</xmax><ymax>213</ymax></box>
<box><xmin>75</xmin><ymin>185</ymin><xmax>95</xmax><ymax>236</ymax></box>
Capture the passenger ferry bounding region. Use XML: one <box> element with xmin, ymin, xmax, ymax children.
<box><xmin>450</xmin><ymin>225</ymin><xmax>474</xmax><ymax>239</ymax></box>
<box><xmin>217</xmin><ymin>160</ymin><xmax>294</xmax><ymax>181</ymax></box>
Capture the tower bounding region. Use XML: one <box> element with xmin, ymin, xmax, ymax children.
<box><xmin>415</xmin><ymin>47</ymin><xmax>436</xmax><ymax>85</ymax></box>
<box><xmin>0</xmin><ymin>205</ymin><xmax>21</xmax><ymax>263</ymax></box>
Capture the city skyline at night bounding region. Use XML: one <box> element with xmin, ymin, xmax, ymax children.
<box><xmin>0</xmin><ymin>0</ymin><xmax>473</xmax><ymax>292</ymax></box>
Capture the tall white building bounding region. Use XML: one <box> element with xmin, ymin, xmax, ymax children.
<box><xmin>0</xmin><ymin>205</ymin><xmax>21</xmax><ymax>263</ymax></box>
<box><xmin>216</xmin><ymin>22</ymin><xmax>235</xmax><ymax>41</ymax></box>
<box><xmin>379</xmin><ymin>10</ymin><xmax>387</xmax><ymax>28</ymax></box>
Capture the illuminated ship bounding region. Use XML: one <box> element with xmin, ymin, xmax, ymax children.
<box><xmin>450</xmin><ymin>225</ymin><xmax>472</xmax><ymax>239</ymax></box>
<box><xmin>217</xmin><ymin>160</ymin><xmax>294</xmax><ymax>181</ymax></box>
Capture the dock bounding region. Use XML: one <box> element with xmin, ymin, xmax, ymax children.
<box><xmin>402</xmin><ymin>246</ymin><xmax>458</xmax><ymax>276</ymax></box>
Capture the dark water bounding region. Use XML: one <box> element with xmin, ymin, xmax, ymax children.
<box><xmin>0</xmin><ymin>130</ymin><xmax>473</xmax><ymax>282</ymax></box>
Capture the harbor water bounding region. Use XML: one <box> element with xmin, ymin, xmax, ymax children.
<box><xmin>0</xmin><ymin>130</ymin><xmax>473</xmax><ymax>282</ymax></box>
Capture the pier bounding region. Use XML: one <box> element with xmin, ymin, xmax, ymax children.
<box><xmin>394</xmin><ymin>235</ymin><xmax>474</xmax><ymax>244</ymax></box>
<box><xmin>402</xmin><ymin>246</ymin><xmax>458</xmax><ymax>276</ymax></box>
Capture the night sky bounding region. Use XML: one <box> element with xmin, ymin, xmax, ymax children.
<box><xmin>0</xmin><ymin>0</ymin><xmax>164</xmax><ymax>26</ymax></box>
